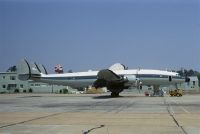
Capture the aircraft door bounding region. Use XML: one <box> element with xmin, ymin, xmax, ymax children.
<box><xmin>169</xmin><ymin>76</ymin><xmax>172</xmax><ymax>82</ymax></box>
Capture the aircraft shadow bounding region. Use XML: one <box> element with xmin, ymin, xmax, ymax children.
<box><xmin>92</xmin><ymin>95</ymin><xmax>114</xmax><ymax>99</ymax></box>
<box><xmin>92</xmin><ymin>94</ymin><xmax>146</xmax><ymax>99</ymax></box>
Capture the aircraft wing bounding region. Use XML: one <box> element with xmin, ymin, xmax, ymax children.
<box><xmin>97</xmin><ymin>69</ymin><xmax>121</xmax><ymax>81</ymax></box>
<box><xmin>93</xmin><ymin>69</ymin><xmax>127</xmax><ymax>89</ymax></box>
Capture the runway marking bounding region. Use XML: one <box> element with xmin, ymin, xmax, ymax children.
<box><xmin>169</xmin><ymin>104</ymin><xmax>175</xmax><ymax>115</ymax></box>
<box><xmin>0</xmin><ymin>100</ymin><xmax>109</xmax><ymax>129</ymax></box>
<box><xmin>180</xmin><ymin>107</ymin><xmax>190</xmax><ymax>114</ymax></box>
<box><xmin>0</xmin><ymin>112</ymin><xmax>62</xmax><ymax>129</ymax></box>
<box><xmin>82</xmin><ymin>125</ymin><xmax>105</xmax><ymax>134</ymax></box>
<box><xmin>164</xmin><ymin>97</ymin><xmax>188</xmax><ymax>134</ymax></box>
<box><xmin>171</xmin><ymin>99</ymin><xmax>190</xmax><ymax>114</ymax></box>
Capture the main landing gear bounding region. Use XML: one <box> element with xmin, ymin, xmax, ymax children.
<box><xmin>111</xmin><ymin>92</ymin><xmax>119</xmax><ymax>97</ymax></box>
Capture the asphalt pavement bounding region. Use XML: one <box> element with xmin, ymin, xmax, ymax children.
<box><xmin>0</xmin><ymin>92</ymin><xmax>200</xmax><ymax>134</ymax></box>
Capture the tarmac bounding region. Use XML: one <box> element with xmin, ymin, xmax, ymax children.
<box><xmin>0</xmin><ymin>92</ymin><xmax>200</xmax><ymax>134</ymax></box>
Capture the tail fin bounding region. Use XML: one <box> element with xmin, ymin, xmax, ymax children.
<box><xmin>17</xmin><ymin>59</ymin><xmax>47</xmax><ymax>80</ymax></box>
<box><xmin>36</xmin><ymin>63</ymin><xmax>48</xmax><ymax>75</ymax></box>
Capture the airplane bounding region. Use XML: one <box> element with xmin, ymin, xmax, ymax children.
<box><xmin>17</xmin><ymin>59</ymin><xmax>190</xmax><ymax>97</ymax></box>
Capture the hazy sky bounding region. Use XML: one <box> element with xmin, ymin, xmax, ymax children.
<box><xmin>0</xmin><ymin>0</ymin><xmax>199</xmax><ymax>73</ymax></box>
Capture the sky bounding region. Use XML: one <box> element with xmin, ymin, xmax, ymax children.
<box><xmin>0</xmin><ymin>0</ymin><xmax>200</xmax><ymax>73</ymax></box>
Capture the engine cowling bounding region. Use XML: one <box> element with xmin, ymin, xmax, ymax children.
<box><xmin>123</xmin><ymin>75</ymin><xmax>138</xmax><ymax>87</ymax></box>
<box><xmin>124</xmin><ymin>75</ymin><xmax>137</xmax><ymax>81</ymax></box>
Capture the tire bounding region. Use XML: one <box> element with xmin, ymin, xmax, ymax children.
<box><xmin>111</xmin><ymin>92</ymin><xmax>119</xmax><ymax>97</ymax></box>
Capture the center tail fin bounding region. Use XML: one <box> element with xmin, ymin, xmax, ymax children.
<box><xmin>17</xmin><ymin>59</ymin><xmax>48</xmax><ymax>81</ymax></box>
<box><xmin>35</xmin><ymin>62</ymin><xmax>48</xmax><ymax>75</ymax></box>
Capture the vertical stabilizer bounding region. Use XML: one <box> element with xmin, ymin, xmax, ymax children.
<box><xmin>17</xmin><ymin>59</ymin><xmax>41</xmax><ymax>80</ymax></box>
<box><xmin>36</xmin><ymin>63</ymin><xmax>48</xmax><ymax>74</ymax></box>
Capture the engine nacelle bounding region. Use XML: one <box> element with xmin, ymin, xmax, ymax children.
<box><xmin>123</xmin><ymin>75</ymin><xmax>138</xmax><ymax>87</ymax></box>
<box><xmin>124</xmin><ymin>75</ymin><xmax>137</xmax><ymax>82</ymax></box>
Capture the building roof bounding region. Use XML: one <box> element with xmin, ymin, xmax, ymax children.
<box><xmin>0</xmin><ymin>72</ymin><xmax>17</xmax><ymax>74</ymax></box>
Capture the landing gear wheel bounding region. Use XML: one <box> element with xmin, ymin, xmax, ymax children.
<box><xmin>111</xmin><ymin>92</ymin><xmax>119</xmax><ymax>97</ymax></box>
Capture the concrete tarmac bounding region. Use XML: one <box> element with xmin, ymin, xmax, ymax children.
<box><xmin>0</xmin><ymin>92</ymin><xmax>200</xmax><ymax>134</ymax></box>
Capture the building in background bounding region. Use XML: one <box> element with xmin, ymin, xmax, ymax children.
<box><xmin>0</xmin><ymin>72</ymin><xmax>78</xmax><ymax>93</ymax></box>
<box><xmin>179</xmin><ymin>76</ymin><xmax>199</xmax><ymax>92</ymax></box>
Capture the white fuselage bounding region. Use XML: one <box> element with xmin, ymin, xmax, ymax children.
<box><xmin>32</xmin><ymin>69</ymin><xmax>184</xmax><ymax>89</ymax></box>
